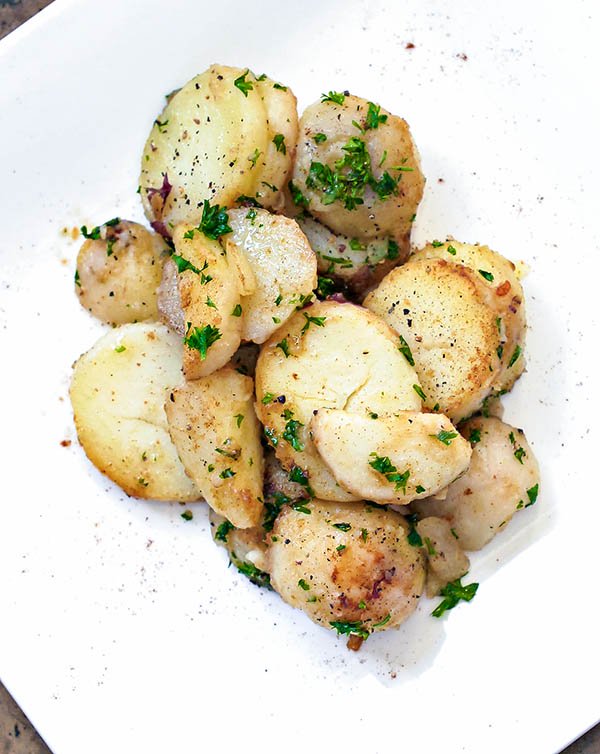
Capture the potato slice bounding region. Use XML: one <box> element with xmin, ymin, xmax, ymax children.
<box><xmin>413</xmin><ymin>416</ymin><xmax>541</xmax><ymax>550</ymax></box>
<box><xmin>249</xmin><ymin>75</ymin><xmax>299</xmax><ymax>210</ymax></box>
<box><xmin>311</xmin><ymin>409</ymin><xmax>471</xmax><ymax>504</ymax></box>
<box><xmin>140</xmin><ymin>65</ymin><xmax>268</xmax><ymax>234</ymax></box>
<box><xmin>267</xmin><ymin>500</ymin><xmax>425</xmax><ymax>645</ymax></box>
<box><xmin>364</xmin><ymin>258</ymin><xmax>502</xmax><ymax>421</ymax></box>
<box><xmin>161</xmin><ymin>223</ymin><xmax>245</xmax><ymax>380</ymax></box>
<box><xmin>69</xmin><ymin>323</ymin><xmax>201</xmax><ymax>501</ymax></box>
<box><xmin>415</xmin><ymin>517</ymin><xmax>470</xmax><ymax>597</ymax></box>
<box><xmin>254</xmin><ymin>300</ymin><xmax>422</xmax><ymax>501</ymax></box>
<box><xmin>296</xmin><ymin>214</ymin><xmax>403</xmax><ymax>299</ymax></box>
<box><xmin>226</xmin><ymin>208</ymin><xmax>317</xmax><ymax>343</ymax></box>
<box><xmin>75</xmin><ymin>219</ymin><xmax>169</xmax><ymax>325</ymax></box>
<box><xmin>140</xmin><ymin>66</ymin><xmax>298</xmax><ymax>234</ymax></box>
<box><xmin>165</xmin><ymin>368</ymin><xmax>264</xmax><ymax>528</ymax></box>
<box><xmin>291</xmin><ymin>94</ymin><xmax>424</xmax><ymax>246</ymax></box>
<box><xmin>411</xmin><ymin>240</ymin><xmax>526</xmax><ymax>393</ymax></box>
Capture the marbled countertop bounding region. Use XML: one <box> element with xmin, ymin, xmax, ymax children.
<box><xmin>0</xmin><ymin>2</ymin><xmax>598</xmax><ymax>753</ymax></box>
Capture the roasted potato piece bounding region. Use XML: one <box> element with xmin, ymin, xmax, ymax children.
<box><xmin>248</xmin><ymin>75</ymin><xmax>299</xmax><ymax>210</ymax></box>
<box><xmin>226</xmin><ymin>208</ymin><xmax>317</xmax><ymax>343</ymax></box>
<box><xmin>160</xmin><ymin>223</ymin><xmax>246</xmax><ymax>380</ymax></box>
<box><xmin>69</xmin><ymin>323</ymin><xmax>201</xmax><ymax>501</ymax></box>
<box><xmin>209</xmin><ymin>509</ymin><xmax>269</xmax><ymax>585</ymax></box>
<box><xmin>415</xmin><ymin>517</ymin><xmax>470</xmax><ymax>597</ymax></box>
<box><xmin>311</xmin><ymin>409</ymin><xmax>471</xmax><ymax>504</ymax></box>
<box><xmin>296</xmin><ymin>214</ymin><xmax>403</xmax><ymax>299</ymax></box>
<box><xmin>412</xmin><ymin>240</ymin><xmax>526</xmax><ymax>392</ymax></box>
<box><xmin>291</xmin><ymin>94</ymin><xmax>424</xmax><ymax>248</ymax></box>
<box><xmin>364</xmin><ymin>258</ymin><xmax>502</xmax><ymax>422</ymax></box>
<box><xmin>413</xmin><ymin>416</ymin><xmax>540</xmax><ymax>550</ymax></box>
<box><xmin>267</xmin><ymin>500</ymin><xmax>425</xmax><ymax>645</ymax></box>
<box><xmin>75</xmin><ymin>219</ymin><xmax>168</xmax><ymax>325</ymax></box>
<box><xmin>254</xmin><ymin>300</ymin><xmax>422</xmax><ymax>501</ymax></box>
<box><xmin>165</xmin><ymin>368</ymin><xmax>264</xmax><ymax>528</ymax></box>
<box><xmin>140</xmin><ymin>65</ymin><xmax>297</xmax><ymax>234</ymax></box>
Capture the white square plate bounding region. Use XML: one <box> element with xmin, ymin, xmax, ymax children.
<box><xmin>1</xmin><ymin>1</ymin><xmax>598</xmax><ymax>752</ymax></box>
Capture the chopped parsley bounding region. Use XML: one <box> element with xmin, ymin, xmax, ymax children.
<box><xmin>313</xmin><ymin>132</ymin><xmax>327</xmax><ymax>144</ymax></box>
<box><xmin>301</xmin><ymin>313</ymin><xmax>326</xmax><ymax>334</ymax></box>
<box><xmin>205</xmin><ymin>296</ymin><xmax>217</xmax><ymax>309</ymax></box>
<box><xmin>398</xmin><ymin>335</ymin><xmax>415</xmax><ymax>365</ymax></box>
<box><xmin>219</xmin><ymin>468</ymin><xmax>236</xmax><ymax>479</ymax></box>
<box><xmin>332</xmin><ymin>522</ymin><xmax>351</xmax><ymax>532</ymax></box>
<box><xmin>248</xmin><ymin>148</ymin><xmax>262</xmax><ymax>168</ymax></box>
<box><xmin>232</xmin><ymin>556</ymin><xmax>272</xmax><ymax>589</ymax></box>
<box><xmin>172</xmin><ymin>254</ymin><xmax>202</xmax><ymax>275</ymax></box>
<box><xmin>288</xmin><ymin>466</ymin><xmax>314</xmax><ymax>498</ymax></box>
<box><xmin>369</xmin><ymin>454</ymin><xmax>410</xmax><ymax>494</ymax></box>
<box><xmin>508</xmin><ymin>344</ymin><xmax>522</xmax><ymax>368</ymax></box>
<box><xmin>272</xmin><ymin>134</ymin><xmax>286</xmax><ymax>154</ymax></box>
<box><xmin>478</xmin><ymin>269</ymin><xmax>494</xmax><ymax>282</ymax></box>
<box><xmin>430</xmin><ymin>430</ymin><xmax>458</xmax><ymax>445</ymax></box>
<box><xmin>509</xmin><ymin>431</ymin><xmax>526</xmax><ymax>464</ymax></box>
<box><xmin>276</xmin><ymin>338</ymin><xmax>290</xmax><ymax>358</ymax></box>
<box><xmin>114</xmin><ymin>345</ymin><xmax>126</xmax><ymax>353</ymax></box>
<box><xmin>526</xmin><ymin>483</ymin><xmax>539</xmax><ymax>507</ymax></box>
<box><xmin>447</xmin><ymin>244</ymin><xmax>457</xmax><ymax>255</ymax></box>
<box><xmin>468</xmin><ymin>428</ymin><xmax>482</xmax><ymax>445</ymax></box>
<box><xmin>372</xmin><ymin>613</ymin><xmax>391</xmax><ymax>629</ymax></box>
<box><xmin>316</xmin><ymin>275</ymin><xmax>336</xmax><ymax>298</ymax></box>
<box><xmin>184</xmin><ymin>323</ymin><xmax>222</xmax><ymax>359</ymax></box>
<box><xmin>365</xmin><ymin>101</ymin><xmax>388</xmax><ymax>130</ymax></box>
<box><xmin>184</xmin><ymin>200</ymin><xmax>232</xmax><ymax>240</ymax></box>
<box><xmin>432</xmin><ymin>577</ymin><xmax>479</xmax><ymax>618</ymax></box>
<box><xmin>263</xmin><ymin>491</ymin><xmax>290</xmax><ymax>531</ymax></box>
<box><xmin>180</xmin><ymin>510</ymin><xmax>193</xmax><ymax>521</ymax></box>
<box><xmin>330</xmin><ymin>620</ymin><xmax>370</xmax><ymax>640</ymax></box>
<box><xmin>234</xmin><ymin>414</ymin><xmax>244</xmax><ymax>428</ymax></box>
<box><xmin>282</xmin><ymin>418</ymin><xmax>305</xmax><ymax>452</ymax></box>
<box><xmin>261</xmin><ymin>392</ymin><xmax>275</xmax><ymax>404</ymax></box>
<box><xmin>234</xmin><ymin>69</ymin><xmax>254</xmax><ymax>97</ymax></box>
<box><xmin>263</xmin><ymin>427</ymin><xmax>278</xmax><ymax>447</ymax></box>
<box><xmin>215</xmin><ymin>519</ymin><xmax>234</xmax><ymax>542</ymax></box>
<box><xmin>288</xmin><ymin>180</ymin><xmax>309</xmax><ymax>208</ymax></box>
<box><xmin>298</xmin><ymin>579</ymin><xmax>310</xmax><ymax>591</ymax></box>
<box><xmin>74</xmin><ymin>269</ymin><xmax>81</xmax><ymax>287</ymax></box>
<box><xmin>321</xmin><ymin>91</ymin><xmax>346</xmax><ymax>104</ymax></box>
<box><xmin>405</xmin><ymin>513</ymin><xmax>423</xmax><ymax>547</ymax></box>
<box><xmin>231</xmin><ymin>303</ymin><xmax>243</xmax><ymax>317</ymax></box>
<box><xmin>387</xmin><ymin>239</ymin><xmax>400</xmax><ymax>260</ymax></box>
<box><xmin>413</xmin><ymin>384</ymin><xmax>426</xmax><ymax>401</ymax></box>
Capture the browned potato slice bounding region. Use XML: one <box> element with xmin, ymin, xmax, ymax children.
<box><xmin>415</xmin><ymin>517</ymin><xmax>470</xmax><ymax>597</ymax></box>
<box><xmin>75</xmin><ymin>219</ymin><xmax>168</xmax><ymax>325</ymax></box>
<box><xmin>254</xmin><ymin>300</ymin><xmax>422</xmax><ymax>501</ymax></box>
<box><xmin>311</xmin><ymin>409</ymin><xmax>471</xmax><ymax>504</ymax></box>
<box><xmin>69</xmin><ymin>323</ymin><xmax>201</xmax><ymax>501</ymax></box>
<box><xmin>140</xmin><ymin>65</ymin><xmax>267</xmax><ymax>235</ymax></box>
<box><xmin>161</xmin><ymin>223</ymin><xmax>246</xmax><ymax>380</ymax></box>
<box><xmin>226</xmin><ymin>208</ymin><xmax>317</xmax><ymax>343</ymax></box>
<box><xmin>267</xmin><ymin>500</ymin><xmax>425</xmax><ymax>645</ymax></box>
<box><xmin>165</xmin><ymin>368</ymin><xmax>264</xmax><ymax>528</ymax></box>
<box><xmin>364</xmin><ymin>258</ymin><xmax>502</xmax><ymax>421</ymax></box>
<box><xmin>411</xmin><ymin>240</ymin><xmax>526</xmax><ymax>392</ymax></box>
<box><xmin>296</xmin><ymin>214</ymin><xmax>404</xmax><ymax>299</ymax></box>
<box><xmin>291</xmin><ymin>94</ymin><xmax>424</xmax><ymax>247</ymax></box>
<box><xmin>249</xmin><ymin>75</ymin><xmax>299</xmax><ymax>210</ymax></box>
<box><xmin>140</xmin><ymin>65</ymin><xmax>298</xmax><ymax>234</ymax></box>
<box><xmin>413</xmin><ymin>416</ymin><xmax>540</xmax><ymax>550</ymax></box>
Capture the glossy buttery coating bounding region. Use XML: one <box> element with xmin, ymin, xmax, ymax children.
<box><xmin>69</xmin><ymin>322</ymin><xmax>201</xmax><ymax>501</ymax></box>
<box><xmin>75</xmin><ymin>220</ymin><xmax>168</xmax><ymax>325</ymax></box>
<box><xmin>165</xmin><ymin>368</ymin><xmax>264</xmax><ymax>528</ymax></box>
<box><xmin>267</xmin><ymin>500</ymin><xmax>425</xmax><ymax>636</ymax></box>
<box><xmin>140</xmin><ymin>65</ymin><xmax>298</xmax><ymax>234</ymax></box>
<box><xmin>413</xmin><ymin>416</ymin><xmax>540</xmax><ymax>550</ymax></box>
<box><xmin>364</xmin><ymin>258</ymin><xmax>502</xmax><ymax>422</ymax></box>
<box><xmin>254</xmin><ymin>300</ymin><xmax>423</xmax><ymax>501</ymax></box>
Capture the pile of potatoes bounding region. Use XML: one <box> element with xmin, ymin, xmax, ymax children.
<box><xmin>70</xmin><ymin>65</ymin><xmax>540</xmax><ymax>649</ymax></box>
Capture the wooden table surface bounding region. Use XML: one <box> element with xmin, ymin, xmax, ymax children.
<box><xmin>0</xmin><ymin>2</ymin><xmax>598</xmax><ymax>752</ymax></box>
